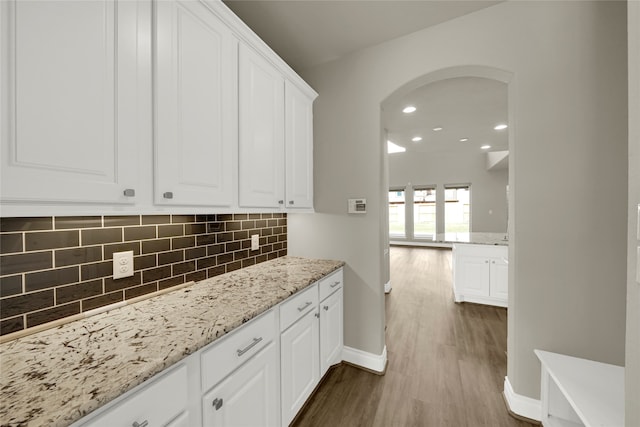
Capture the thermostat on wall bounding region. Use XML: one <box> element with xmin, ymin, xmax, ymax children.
<box><xmin>348</xmin><ymin>198</ymin><xmax>367</xmax><ymax>214</ymax></box>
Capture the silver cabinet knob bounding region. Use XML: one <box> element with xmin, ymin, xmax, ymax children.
<box><xmin>212</xmin><ymin>398</ymin><xmax>223</xmax><ymax>410</ymax></box>
<box><xmin>278</xmin><ymin>200</ymin><xmax>284</xmax><ymax>205</ymax></box>
<box><xmin>485</xmin><ymin>260</ymin><xmax>489</xmax><ymax>263</ymax></box>
<box><xmin>323</xmin><ymin>305</ymin><xmax>329</xmax><ymax>311</ymax></box>
<box><xmin>289</xmin><ymin>200</ymin><xmax>294</xmax><ymax>205</ymax></box>
<box><xmin>132</xmin><ymin>421</ymin><xmax>148</xmax><ymax>427</ymax></box>
<box><xmin>123</xmin><ymin>189</ymin><xmax>135</xmax><ymax>197</ymax></box>
<box><xmin>163</xmin><ymin>192</ymin><xmax>173</xmax><ymax>199</ymax></box>
<box><xmin>315</xmin><ymin>312</ymin><xmax>320</xmax><ymax>318</ymax></box>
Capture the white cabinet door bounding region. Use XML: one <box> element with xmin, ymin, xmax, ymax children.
<box><xmin>154</xmin><ymin>0</ymin><xmax>236</xmax><ymax>206</ymax></box>
<box><xmin>202</xmin><ymin>342</ymin><xmax>279</xmax><ymax>427</ymax></box>
<box><xmin>280</xmin><ymin>308</ymin><xmax>319</xmax><ymax>426</ymax></box>
<box><xmin>320</xmin><ymin>288</ymin><xmax>343</xmax><ymax>377</ymax></box>
<box><xmin>284</xmin><ymin>81</ymin><xmax>314</xmax><ymax>209</ymax></box>
<box><xmin>238</xmin><ymin>43</ymin><xmax>285</xmax><ymax>208</ymax></box>
<box><xmin>490</xmin><ymin>257</ymin><xmax>509</xmax><ymax>301</ymax></box>
<box><xmin>83</xmin><ymin>364</ymin><xmax>189</xmax><ymax>427</ymax></box>
<box><xmin>1</xmin><ymin>0</ymin><xmax>142</xmax><ymax>204</ymax></box>
<box><xmin>456</xmin><ymin>254</ymin><xmax>491</xmax><ymax>298</ymax></box>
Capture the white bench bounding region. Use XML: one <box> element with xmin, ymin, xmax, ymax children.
<box><xmin>535</xmin><ymin>350</ymin><xmax>624</xmax><ymax>427</ymax></box>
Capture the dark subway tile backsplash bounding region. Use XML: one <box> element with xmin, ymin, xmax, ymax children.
<box><xmin>0</xmin><ymin>213</ymin><xmax>287</xmax><ymax>336</ymax></box>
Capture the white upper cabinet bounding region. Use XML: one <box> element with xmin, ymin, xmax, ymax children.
<box><xmin>238</xmin><ymin>43</ymin><xmax>285</xmax><ymax>208</ymax></box>
<box><xmin>0</xmin><ymin>0</ymin><xmax>144</xmax><ymax>206</ymax></box>
<box><xmin>154</xmin><ymin>0</ymin><xmax>236</xmax><ymax>207</ymax></box>
<box><xmin>285</xmin><ymin>81</ymin><xmax>314</xmax><ymax>209</ymax></box>
<box><xmin>0</xmin><ymin>0</ymin><xmax>315</xmax><ymax>215</ymax></box>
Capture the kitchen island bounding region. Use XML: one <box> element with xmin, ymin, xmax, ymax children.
<box><xmin>451</xmin><ymin>235</ymin><xmax>509</xmax><ymax>307</ymax></box>
<box><xmin>0</xmin><ymin>256</ymin><xmax>343</xmax><ymax>427</ymax></box>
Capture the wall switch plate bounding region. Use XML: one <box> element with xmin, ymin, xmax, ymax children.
<box><xmin>113</xmin><ymin>250</ymin><xmax>134</xmax><ymax>279</ymax></box>
<box><xmin>348</xmin><ymin>198</ymin><xmax>366</xmax><ymax>214</ymax></box>
<box><xmin>251</xmin><ymin>234</ymin><xmax>260</xmax><ymax>251</ymax></box>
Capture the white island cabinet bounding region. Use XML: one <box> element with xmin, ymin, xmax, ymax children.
<box><xmin>452</xmin><ymin>243</ymin><xmax>508</xmax><ymax>307</ymax></box>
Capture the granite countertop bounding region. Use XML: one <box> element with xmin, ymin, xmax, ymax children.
<box><xmin>0</xmin><ymin>256</ymin><xmax>344</xmax><ymax>427</ymax></box>
<box><xmin>435</xmin><ymin>232</ymin><xmax>509</xmax><ymax>246</ymax></box>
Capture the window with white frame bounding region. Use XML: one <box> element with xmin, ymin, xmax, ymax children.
<box><xmin>444</xmin><ymin>184</ymin><xmax>470</xmax><ymax>235</ymax></box>
<box><xmin>413</xmin><ymin>186</ymin><xmax>436</xmax><ymax>240</ymax></box>
<box><xmin>388</xmin><ymin>189</ymin><xmax>405</xmax><ymax>237</ymax></box>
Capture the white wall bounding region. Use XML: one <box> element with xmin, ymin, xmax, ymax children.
<box><xmin>389</xmin><ymin>150</ymin><xmax>508</xmax><ymax>234</ymax></box>
<box><xmin>288</xmin><ymin>0</ymin><xmax>628</xmax><ymax>401</ymax></box>
<box><xmin>626</xmin><ymin>1</ymin><xmax>639</xmax><ymax>424</ymax></box>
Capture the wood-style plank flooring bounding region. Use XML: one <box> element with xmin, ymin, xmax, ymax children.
<box><xmin>292</xmin><ymin>246</ymin><xmax>536</xmax><ymax>427</ymax></box>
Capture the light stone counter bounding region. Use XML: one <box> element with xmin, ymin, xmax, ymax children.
<box><xmin>0</xmin><ymin>256</ymin><xmax>344</xmax><ymax>427</ymax></box>
<box><xmin>434</xmin><ymin>232</ymin><xmax>509</xmax><ymax>246</ymax></box>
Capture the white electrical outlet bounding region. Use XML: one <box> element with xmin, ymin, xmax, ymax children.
<box><xmin>113</xmin><ymin>250</ymin><xmax>134</xmax><ymax>280</ymax></box>
<box><xmin>251</xmin><ymin>234</ymin><xmax>260</xmax><ymax>251</ymax></box>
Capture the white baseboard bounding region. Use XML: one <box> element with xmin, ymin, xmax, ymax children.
<box><xmin>390</xmin><ymin>240</ymin><xmax>453</xmax><ymax>248</ymax></box>
<box><xmin>384</xmin><ymin>281</ymin><xmax>392</xmax><ymax>293</ymax></box>
<box><xmin>342</xmin><ymin>345</ymin><xmax>387</xmax><ymax>373</ymax></box>
<box><xmin>503</xmin><ymin>377</ymin><xmax>541</xmax><ymax>421</ymax></box>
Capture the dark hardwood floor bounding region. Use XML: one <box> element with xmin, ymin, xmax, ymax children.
<box><xmin>292</xmin><ymin>246</ymin><xmax>536</xmax><ymax>427</ymax></box>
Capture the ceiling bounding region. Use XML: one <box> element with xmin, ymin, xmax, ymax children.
<box><xmin>383</xmin><ymin>77</ymin><xmax>508</xmax><ymax>155</ymax></box>
<box><xmin>223</xmin><ymin>1</ymin><xmax>508</xmax><ymax>161</ymax></box>
<box><xmin>222</xmin><ymin>0</ymin><xmax>501</xmax><ymax>72</ymax></box>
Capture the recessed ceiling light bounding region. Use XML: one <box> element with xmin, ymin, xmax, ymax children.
<box><xmin>387</xmin><ymin>140</ymin><xmax>406</xmax><ymax>154</ymax></box>
<box><xmin>403</xmin><ymin>106</ymin><xmax>416</xmax><ymax>113</ymax></box>
<box><xmin>433</xmin><ymin>127</ymin><xmax>443</xmax><ymax>131</ymax></box>
<box><xmin>459</xmin><ymin>138</ymin><xmax>469</xmax><ymax>142</ymax></box>
<box><xmin>494</xmin><ymin>124</ymin><xmax>508</xmax><ymax>130</ymax></box>
<box><xmin>412</xmin><ymin>136</ymin><xmax>422</xmax><ymax>142</ymax></box>
<box><xmin>481</xmin><ymin>144</ymin><xmax>491</xmax><ymax>150</ymax></box>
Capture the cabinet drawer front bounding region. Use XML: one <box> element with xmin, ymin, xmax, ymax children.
<box><xmin>279</xmin><ymin>283</ymin><xmax>318</xmax><ymax>332</ymax></box>
<box><xmin>454</xmin><ymin>243</ymin><xmax>507</xmax><ymax>259</ymax></box>
<box><xmin>319</xmin><ymin>268</ymin><xmax>343</xmax><ymax>301</ymax></box>
<box><xmin>84</xmin><ymin>363</ymin><xmax>188</xmax><ymax>427</ymax></box>
<box><xmin>201</xmin><ymin>309</ymin><xmax>276</xmax><ymax>392</ymax></box>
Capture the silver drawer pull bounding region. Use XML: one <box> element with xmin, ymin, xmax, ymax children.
<box><xmin>123</xmin><ymin>188</ymin><xmax>135</xmax><ymax>197</ymax></box>
<box><xmin>132</xmin><ymin>421</ymin><xmax>148</xmax><ymax>427</ymax></box>
<box><xmin>163</xmin><ymin>191</ymin><xmax>173</xmax><ymax>199</ymax></box>
<box><xmin>212</xmin><ymin>398</ymin><xmax>223</xmax><ymax>410</ymax></box>
<box><xmin>237</xmin><ymin>337</ymin><xmax>262</xmax><ymax>356</ymax></box>
<box><xmin>330</xmin><ymin>281</ymin><xmax>340</xmax><ymax>288</ymax></box>
<box><xmin>323</xmin><ymin>305</ymin><xmax>329</xmax><ymax>311</ymax></box>
<box><xmin>315</xmin><ymin>312</ymin><xmax>320</xmax><ymax>318</ymax></box>
<box><xmin>289</xmin><ymin>200</ymin><xmax>294</xmax><ymax>205</ymax></box>
<box><xmin>278</xmin><ymin>200</ymin><xmax>284</xmax><ymax>204</ymax></box>
<box><xmin>297</xmin><ymin>301</ymin><xmax>313</xmax><ymax>312</ymax></box>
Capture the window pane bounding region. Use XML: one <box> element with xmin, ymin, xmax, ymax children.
<box><xmin>389</xmin><ymin>190</ymin><xmax>405</xmax><ymax>237</ymax></box>
<box><xmin>414</xmin><ymin>188</ymin><xmax>436</xmax><ymax>240</ymax></box>
<box><xmin>445</xmin><ymin>186</ymin><xmax>470</xmax><ymax>235</ymax></box>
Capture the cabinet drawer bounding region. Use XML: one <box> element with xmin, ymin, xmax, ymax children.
<box><xmin>83</xmin><ymin>363</ymin><xmax>188</xmax><ymax>427</ymax></box>
<box><xmin>319</xmin><ymin>268</ymin><xmax>343</xmax><ymax>301</ymax></box>
<box><xmin>279</xmin><ymin>283</ymin><xmax>318</xmax><ymax>331</ymax></box>
<box><xmin>201</xmin><ymin>309</ymin><xmax>276</xmax><ymax>392</ymax></box>
<box><xmin>454</xmin><ymin>243</ymin><xmax>507</xmax><ymax>259</ymax></box>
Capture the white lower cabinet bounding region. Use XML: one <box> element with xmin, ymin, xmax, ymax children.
<box><xmin>280</xmin><ymin>308</ymin><xmax>320</xmax><ymax>426</ymax></box>
<box><xmin>75</xmin><ymin>268</ymin><xmax>344</xmax><ymax>427</ymax></box>
<box><xmin>81</xmin><ymin>363</ymin><xmax>190</xmax><ymax>427</ymax></box>
<box><xmin>202</xmin><ymin>342</ymin><xmax>279</xmax><ymax>427</ymax></box>
<box><xmin>452</xmin><ymin>244</ymin><xmax>508</xmax><ymax>307</ymax></box>
<box><xmin>320</xmin><ymin>288</ymin><xmax>343</xmax><ymax>377</ymax></box>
